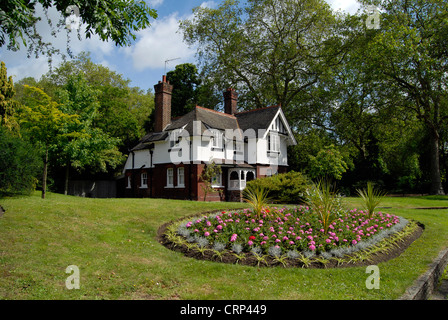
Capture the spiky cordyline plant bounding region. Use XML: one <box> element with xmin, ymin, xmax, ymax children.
<box><xmin>242</xmin><ymin>184</ymin><xmax>271</xmax><ymax>219</ymax></box>
<box><xmin>356</xmin><ymin>181</ymin><xmax>387</xmax><ymax>218</ymax></box>
<box><xmin>305</xmin><ymin>179</ymin><xmax>341</xmax><ymax>234</ymax></box>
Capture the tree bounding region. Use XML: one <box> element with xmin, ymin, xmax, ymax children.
<box><xmin>18</xmin><ymin>85</ymin><xmax>78</xmax><ymax>198</ymax></box>
<box><xmin>308</xmin><ymin>145</ymin><xmax>348</xmax><ymax>181</ymax></box>
<box><xmin>0</xmin><ymin>126</ymin><xmax>41</xmax><ymax>196</ymax></box>
<box><xmin>180</xmin><ymin>0</ymin><xmax>346</xmax><ymax>115</ymax></box>
<box><xmin>358</xmin><ymin>0</ymin><xmax>448</xmax><ymax>195</ymax></box>
<box><xmin>166</xmin><ymin>63</ymin><xmax>203</xmax><ymax>118</ymax></box>
<box><xmin>1</xmin><ymin>0</ymin><xmax>157</xmax><ymax>59</ymax></box>
<box><xmin>42</xmin><ymin>52</ymin><xmax>154</xmax><ymax>153</ymax></box>
<box><xmin>55</xmin><ymin>73</ymin><xmax>123</xmax><ymax>194</ymax></box>
<box><xmin>0</xmin><ymin>61</ymin><xmax>19</xmax><ymax>131</ymax></box>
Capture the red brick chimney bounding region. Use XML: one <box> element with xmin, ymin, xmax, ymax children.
<box><xmin>154</xmin><ymin>75</ymin><xmax>173</xmax><ymax>132</ymax></box>
<box><xmin>223</xmin><ymin>87</ymin><xmax>238</xmax><ymax>115</ymax></box>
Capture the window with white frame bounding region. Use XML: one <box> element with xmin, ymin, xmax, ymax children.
<box><xmin>211</xmin><ymin>130</ymin><xmax>223</xmax><ymax>149</ymax></box>
<box><xmin>141</xmin><ymin>172</ymin><xmax>148</xmax><ymax>188</ymax></box>
<box><xmin>211</xmin><ymin>172</ymin><xmax>222</xmax><ymax>187</ymax></box>
<box><xmin>177</xmin><ymin>167</ymin><xmax>185</xmax><ymax>187</ymax></box>
<box><xmin>268</xmin><ymin>132</ymin><xmax>280</xmax><ymax>153</ymax></box>
<box><xmin>166</xmin><ymin>168</ymin><xmax>174</xmax><ymax>187</ymax></box>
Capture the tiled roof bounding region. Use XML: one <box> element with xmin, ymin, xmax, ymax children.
<box><xmin>132</xmin><ymin>105</ymin><xmax>282</xmax><ymax>150</ymax></box>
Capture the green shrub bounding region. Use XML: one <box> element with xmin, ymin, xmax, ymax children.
<box><xmin>245</xmin><ymin>171</ymin><xmax>310</xmax><ymax>204</ymax></box>
<box><xmin>0</xmin><ymin>127</ymin><xmax>41</xmax><ymax>196</ymax></box>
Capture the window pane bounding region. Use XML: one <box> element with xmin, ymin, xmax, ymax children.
<box><xmin>178</xmin><ymin>167</ymin><xmax>184</xmax><ymax>186</ymax></box>
<box><xmin>167</xmin><ymin>168</ymin><xmax>173</xmax><ymax>186</ymax></box>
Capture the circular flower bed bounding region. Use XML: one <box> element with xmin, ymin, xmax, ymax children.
<box><xmin>160</xmin><ymin>206</ymin><xmax>423</xmax><ymax>268</ymax></box>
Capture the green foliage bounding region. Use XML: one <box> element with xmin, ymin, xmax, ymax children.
<box><xmin>44</xmin><ymin>52</ymin><xmax>153</xmax><ymax>153</ymax></box>
<box><xmin>167</xmin><ymin>63</ymin><xmax>202</xmax><ymax>117</ymax></box>
<box><xmin>56</xmin><ymin>73</ymin><xmax>124</xmax><ymax>173</ymax></box>
<box><xmin>17</xmin><ymin>85</ymin><xmax>79</xmax><ymax>198</ymax></box>
<box><xmin>0</xmin><ymin>61</ymin><xmax>19</xmax><ymax>131</ymax></box>
<box><xmin>0</xmin><ymin>0</ymin><xmax>157</xmax><ymax>59</ymax></box>
<box><xmin>0</xmin><ymin>127</ymin><xmax>41</xmax><ymax>196</ymax></box>
<box><xmin>180</xmin><ymin>0</ymin><xmax>343</xmax><ymax>111</ymax></box>
<box><xmin>245</xmin><ymin>171</ymin><xmax>310</xmax><ymax>204</ymax></box>
<box><xmin>18</xmin><ymin>85</ymin><xmax>79</xmax><ymax>146</ymax></box>
<box><xmin>199</xmin><ymin>160</ymin><xmax>222</xmax><ymax>201</ymax></box>
<box><xmin>242</xmin><ymin>184</ymin><xmax>271</xmax><ymax>219</ymax></box>
<box><xmin>356</xmin><ymin>181</ymin><xmax>387</xmax><ymax>218</ymax></box>
<box><xmin>358</xmin><ymin>0</ymin><xmax>448</xmax><ymax>194</ymax></box>
<box><xmin>308</xmin><ymin>145</ymin><xmax>348</xmax><ymax>181</ymax></box>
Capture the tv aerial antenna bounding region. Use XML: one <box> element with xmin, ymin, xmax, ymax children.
<box><xmin>164</xmin><ymin>57</ymin><xmax>180</xmax><ymax>74</ymax></box>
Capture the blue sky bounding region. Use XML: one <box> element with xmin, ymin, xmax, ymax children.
<box><xmin>0</xmin><ymin>0</ymin><xmax>360</xmax><ymax>93</ymax></box>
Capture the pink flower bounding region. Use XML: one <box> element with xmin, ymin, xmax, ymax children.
<box><xmin>309</xmin><ymin>244</ymin><xmax>316</xmax><ymax>251</ymax></box>
<box><xmin>248</xmin><ymin>240</ymin><xmax>254</xmax><ymax>246</ymax></box>
<box><xmin>204</xmin><ymin>232</ymin><xmax>210</xmax><ymax>237</ymax></box>
<box><xmin>326</xmin><ymin>239</ymin><xmax>331</xmax><ymax>244</ymax></box>
<box><xmin>352</xmin><ymin>240</ymin><xmax>357</xmax><ymax>245</ymax></box>
<box><xmin>217</xmin><ymin>225</ymin><xmax>223</xmax><ymax>230</ymax></box>
<box><xmin>230</xmin><ymin>234</ymin><xmax>238</xmax><ymax>242</ymax></box>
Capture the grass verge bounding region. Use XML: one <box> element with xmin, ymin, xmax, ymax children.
<box><xmin>0</xmin><ymin>192</ymin><xmax>447</xmax><ymax>300</ymax></box>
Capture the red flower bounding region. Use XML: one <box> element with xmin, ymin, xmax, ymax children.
<box><xmin>249</xmin><ymin>236</ymin><xmax>256</xmax><ymax>240</ymax></box>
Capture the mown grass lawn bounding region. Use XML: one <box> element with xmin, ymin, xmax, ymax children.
<box><xmin>0</xmin><ymin>192</ymin><xmax>447</xmax><ymax>300</ymax></box>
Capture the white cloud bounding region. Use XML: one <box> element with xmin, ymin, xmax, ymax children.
<box><xmin>123</xmin><ymin>12</ymin><xmax>196</xmax><ymax>71</ymax></box>
<box><xmin>326</xmin><ymin>0</ymin><xmax>361</xmax><ymax>14</ymax></box>
<box><xmin>148</xmin><ymin>0</ymin><xmax>164</xmax><ymax>7</ymax></box>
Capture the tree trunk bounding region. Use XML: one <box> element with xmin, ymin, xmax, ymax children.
<box><xmin>428</xmin><ymin>129</ymin><xmax>445</xmax><ymax>195</ymax></box>
<box><xmin>64</xmin><ymin>161</ymin><xmax>70</xmax><ymax>195</ymax></box>
<box><xmin>42</xmin><ymin>146</ymin><xmax>48</xmax><ymax>199</ymax></box>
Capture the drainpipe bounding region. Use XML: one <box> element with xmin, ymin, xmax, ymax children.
<box><xmin>149</xmin><ymin>144</ymin><xmax>154</xmax><ymax>198</ymax></box>
<box><xmin>189</xmin><ymin>138</ymin><xmax>192</xmax><ymax>200</ymax></box>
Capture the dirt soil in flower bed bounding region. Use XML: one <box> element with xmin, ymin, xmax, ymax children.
<box><xmin>156</xmin><ymin>211</ymin><xmax>425</xmax><ymax>269</ymax></box>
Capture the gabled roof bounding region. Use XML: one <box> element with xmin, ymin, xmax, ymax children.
<box><xmin>131</xmin><ymin>104</ymin><xmax>295</xmax><ymax>151</ymax></box>
<box><xmin>235</xmin><ymin>105</ymin><xmax>281</xmax><ymax>132</ymax></box>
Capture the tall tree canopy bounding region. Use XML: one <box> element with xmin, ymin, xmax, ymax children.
<box><xmin>358</xmin><ymin>0</ymin><xmax>448</xmax><ymax>195</ymax></box>
<box><xmin>180</xmin><ymin>0</ymin><xmax>348</xmax><ymax>116</ymax></box>
<box><xmin>18</xmin><ymin>85</ymin><xmax>79</xmax><ymax>198</ymax></box>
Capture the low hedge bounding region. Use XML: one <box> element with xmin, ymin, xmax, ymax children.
<box><xmin>245</xmin><ymin>171</ymin><xmax>310</xmax><ymax>204</ymax></box>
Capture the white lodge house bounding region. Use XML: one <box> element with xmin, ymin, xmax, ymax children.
<box><xmin>122</xmin><ymin>75</ymin><xmax>297</xmax><ymax>201</ymax></box>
